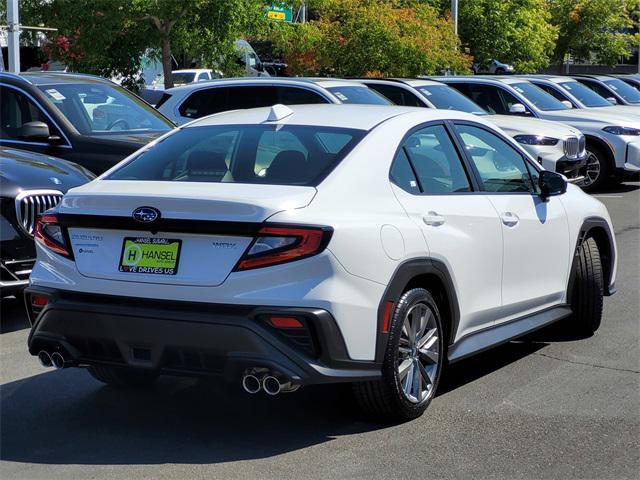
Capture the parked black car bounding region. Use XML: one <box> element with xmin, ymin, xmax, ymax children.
<box><xmin>1</xmin><ymin>147</ymin><xmax>94</xmax><ymax>296</ymax></box>
<box><xmin>0</xmin><ymin>72</ymin><xmax>175</xmax><ymax>174</ymax></box>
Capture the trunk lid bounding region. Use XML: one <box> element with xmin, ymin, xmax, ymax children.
<box><xmin>61</xmin><ymin>180</ymin><xmax>316</xmax><ymax>286</ymax></box>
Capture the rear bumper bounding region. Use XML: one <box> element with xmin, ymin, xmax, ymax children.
<box><xmin>25</xmin><ymin>287</ymin><xmax>381</xmax><ymax>385</ymax></box>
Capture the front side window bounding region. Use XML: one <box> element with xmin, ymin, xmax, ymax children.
<box><xmin>577</xmin><ymin>79</ymin><xmax>612</xmax><ymax>100</ymax></box>
<box><xmin>0</xmin><ymin>86</ymin><xmax>63</xmax><ymax>141</ymax></box>
<box><xmin>510</xmin><ymin>82</ymin><xmax>569</xmax><ymax>111</ymax></box>
<box><xmin>399</xmin><ymin>124</ymin><xmax>471</xmax><ymax>194</ymax></box>
<box><xmin>454</xmin><ymin>124</ymin><xmax>535</xmax><ymax>193</ymax></box>
<box><xmin>39</xmin><ymin>83</ymin><xmax>172</xmax><ymax>135</ymax></box>
<box><xmin>603</xmin><ymin>79</ymin><xmax>640</xmax><ymax>104</ymax></box>
<box><xmin>325</xmin><ymin>86</ymin><xmax>391</xmax><ymax>105</ymax></box>
<box><xmin>107</xmin><ymin>124</ymin><xmax>366</xmax><ymax>186</ymax></box>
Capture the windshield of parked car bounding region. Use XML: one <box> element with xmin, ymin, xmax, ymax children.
<box><xmin>603</xmin><ymin>79</ymin><xmax>640</xmax><ymax>104</ymax></box>
<box><xmin>38</xmin><ymin>83</ymin><xmax>173</xmax><ymax>135</ymax></box>
<box><xmin>510</xmin><ymin>82</ymin><xmax>570</xmax><ymax>111</ymax></box>
<box><xmin>325</xmin><ymin>86</ymin><xmax>391</xmax><ymax>105</ymax></box>
<box><xmin>558</xmin><ymin>81</ymin><xmax>612</xmax><ymax>107</ymax></box>
<box><xmin>416</xmin><ymin>85</ymin><xmax>488</xmax><ymax>115</ymax></box>
<box><xmin>107</xmin><ymin>124</ymin><xmax>366</xmax><ymax>186</ymax></box>
<box><xmin>172</xmin><ymin>72</ymin><xmax>197</xmax><ymax>86</ymax></box>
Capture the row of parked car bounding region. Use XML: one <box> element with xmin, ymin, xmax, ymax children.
<box><xmin>0</xmin><ymin>71</ymin><xmax>638</xmax><ymax>295</ymax></box>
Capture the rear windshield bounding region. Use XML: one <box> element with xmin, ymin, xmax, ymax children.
<box><xmin>326</xmin><ymin>86</ymin><xmax>391</xmax><ymax>105</ymax></box>
<box><xmin>108</xmin><ymin>124</ymin><xmax>366</xmax><ymax>186</ymax></box>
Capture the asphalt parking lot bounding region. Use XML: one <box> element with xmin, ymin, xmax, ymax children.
<box><xmin>1</xmin><ymin>182</ymin><xmax>638</xmax><ymax>480</ymax></box>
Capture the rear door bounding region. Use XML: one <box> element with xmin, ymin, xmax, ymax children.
<box><xmin>389</xmin><ymin>122</ymin><xmax>503</xmax><ymax>340</ymax></box>
<box><xmin>452</xmin><ymin>122</ymin><xmax>571</xmax><ymax>318</ymax></box>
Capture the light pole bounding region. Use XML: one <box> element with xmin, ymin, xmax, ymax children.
<box><xmin>452</xmin><ymin>0</ymin><xmax>458</xmax><ymax>36</ymax></box>
<box><xmin>7</xmin><ymin>0</ymin><xmax>20</xmax><ymax>72</ymax></box>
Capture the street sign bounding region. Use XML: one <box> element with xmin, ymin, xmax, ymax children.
<box><xmin>267</xmin><ymin>4</ymin><xmax>292</xmax><ymax>22</ymax></box>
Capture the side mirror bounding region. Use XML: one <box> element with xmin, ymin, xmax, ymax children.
<box><xmin>561</xmin><ymin>100</ymin><xmax>573</xmax><ymax>109</ymax></box>
<box><xmin>539</xmin><ymin>170</ymin><xmax>567</xmax><ymax>200</ymax></box>
<box><xmin>606</xmin><ymin>97</ymin><xmax>618</xmax><ymax>105</ymax></box>
<box><xmin>19</xmin><ymin>121</ymin><xmax>51</xmax><ymax>141</ymax></box>
<box><xmin>509</xmin><ymin>103</ymin><xmax>527</xmax><ymax>114</ymax></box>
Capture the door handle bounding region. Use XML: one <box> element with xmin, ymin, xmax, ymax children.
<box><xmin>500</xmin><ymin>211</ymin><xmax>519</xmax><ymax>227</ymax></box>
<box><xmin>423</xmin><ymin>211</ymin><xmax>445</xmax><ymax>227</ymax></box>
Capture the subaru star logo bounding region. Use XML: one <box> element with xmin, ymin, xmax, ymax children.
<box><xmin>132</xmin><ymin>206</ymin><xmax>160</xmax><ymax>223</ymax></box>
<box><xmin>49</xmin><ymin>177</ymin><xmax>62</xmax><ymax>185</ymax></box>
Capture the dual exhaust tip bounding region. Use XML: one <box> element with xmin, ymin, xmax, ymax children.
<box><xmin>38</xmin><ymin>350</ymin><xmax>68</xmax><ymax>369</ymax></box>
<box><xmin>242</xmin><ymin>369</ymin><xmax>300</xmax><ymax>396</ymax></box>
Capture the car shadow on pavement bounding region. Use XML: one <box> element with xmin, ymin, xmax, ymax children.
<box><xmin>0</xmin><ymin>337</ymin><xmax>555</xmax><ymax>466</ymax></box>
<box><xmin>596</xmin><ymin>181</ymin><xmax>640</xmax><ymax>194</ymax></box>
<box><xmin>0</xmin><ymin>297</ymin><xmax>30</xmax><ymax>334</ymax></box>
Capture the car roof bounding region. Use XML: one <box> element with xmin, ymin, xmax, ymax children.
<box><xmin>165</xmin><ymin>77</ymin><xmax>367</xmax><ymax>94</ymax></box>
<box><xmin>172</xmin><ymin>69</ymin><xmax>211</xmax><ymax>74</ymax></box>
<box><xmin>430</xmin><ymin>75</ymin><xmax>528</xmax><ymax>86</ymax></box>
<box><xmin>0</xmin><ymin>71</ymin><xmax>113</xmax><ymax>86</ymax></box>
<box><xmin>519</xmin><ymin>75</ymin><xmax>577</xmax><ymax>85</ymax></box>
<box><xmin>572</xmin><ymin>74</ymin><xmax>616</xmax><ymax>81</ymax></box>
<box><xmin>360</xmin><ymin>78</ymin><xmax>443</xmax><ymax>87</ymax></box>
<box><xmin>186</xmin><ymin>104</ymin><xmax>471</xmax><ymax>130</ymax></box>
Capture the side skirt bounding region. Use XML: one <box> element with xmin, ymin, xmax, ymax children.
<box><xmin>447</xmin><ymin>305</ymin><xmax>572</xmax><ymax>363</ymax></box>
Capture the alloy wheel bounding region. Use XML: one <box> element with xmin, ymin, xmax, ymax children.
<box><xmin>581</xmin><ymin>151</ymin><xmax>601</xmax><ymax>187</ymax></box>
<box><xmin>397</xmin><ymin>302</ymin><xmax>440</xmax><ymax>403</ymax></box>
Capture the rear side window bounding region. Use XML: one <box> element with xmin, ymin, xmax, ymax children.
<box><xmin>390</xmin><ymin>124</ymin><xmax>471</xmax><ymax>194</ymax></box>
<box><xmin>108</xmin><ymin>124</ymin><xmax>366</xmax><ymax>186</ymax></box>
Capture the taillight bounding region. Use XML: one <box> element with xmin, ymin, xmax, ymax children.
<box><xmin>34</xmin><ymin>213</ymin><xmax>72</xmax><ymax>258</ymax></box>
<box><xmin>234</xmin><ymin>225</ymin><xmax>333</xmax><ymax>271</ymax></box>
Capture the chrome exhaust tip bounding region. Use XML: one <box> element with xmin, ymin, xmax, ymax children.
<box><xmin>51</xmin><ymin>352</ymin><xmax>66</xmax><ymax>369</ymax></box>
<box><xmin>37</xmin><ymin>350</ymin><xmax>52</xmax><ymax>368</ymax></box>
<box><xmin>262</xmin><ymin>375</ymin><xmax>282</xmax><ymax>396</ymax></box>
<box><xmin>242</xmin><ymin>374</ymin><xmax>262</xmax><ymax>394</ymax></box>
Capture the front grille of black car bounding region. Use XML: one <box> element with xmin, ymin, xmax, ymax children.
<box><xmin>15</xmin><ymin>190</ymin><xmax>63</xmax><ymax>237</ymax></box>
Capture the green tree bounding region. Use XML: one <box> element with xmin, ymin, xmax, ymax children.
<box><xmin>269</xmin><ymin>0</ymin><xmax>471</xmax><ymax>76</ymax></box>
<box><xmin>10</xmin><ymin>0</ymin><xmax>268</xmax><ymax>89</ymax></box>
<box><xmin>458</xmin><ymin>0</ymin><xmax>558</xmax><ymax>73</ymax></box>
<box><xmin>549</xmin><ymin>0</ymin><xmax>640</xmax><ymax>71</ymax></box>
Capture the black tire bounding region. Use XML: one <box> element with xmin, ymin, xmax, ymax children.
<box><xmin>352</xmin><ymin>288</ymin><xmax>445</xmax><ymax>421</ymax></box>
<box><xmin>495</xmin><ymin>67</ymin><xmax>505</xmax><ymax>74</ymax></box>
<box><xmin>567</xmin><ymin>237</ymin><xmax>604</xmax><ymax>336</ymax></box>
<box><xmin>88</xmin><ymin>365</ymin><xmax>158</xmax><ymax>388</ymax></box>
<box><xmin>581</xmin><ymin>144</ymin><xmax>610</xmax><ymax>192</ymax></box>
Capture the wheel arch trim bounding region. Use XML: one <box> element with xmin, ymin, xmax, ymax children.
<box><xmin>375</xmin><ymin>258</ymin><xmax>461</xmax><ymax>362</ymax></box>
<box><xmin>567</xmin><ymin>216</ymin><xmax>616</xmax><ymax>301</ymax></box>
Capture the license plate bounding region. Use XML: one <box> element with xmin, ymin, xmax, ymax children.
<box><xmin>119</xmin><ymin>237</ymin><xmax>181</xmax><ymax>275</ymax></box>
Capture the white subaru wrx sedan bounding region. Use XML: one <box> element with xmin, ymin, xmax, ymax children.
<box><xmin>26</xmin><ymin>104</ymin><xmax>616</xmax><ymax>421</ymax></box>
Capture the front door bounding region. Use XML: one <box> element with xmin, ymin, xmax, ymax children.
<box><xmin>452</xmin><ymin>122</ymin><xmax>571</xmax><ymax>320</ymax></box>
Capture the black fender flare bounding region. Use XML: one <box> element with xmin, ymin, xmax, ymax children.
<box><xmin>375</xmin><ymin>258</ymin><xmax>461</xmax><ymax>363</ymax></box>
<box><xmin>567</xmin><ymin>216</ymin><xmax>616</xmax><ymax>303</ymax></box>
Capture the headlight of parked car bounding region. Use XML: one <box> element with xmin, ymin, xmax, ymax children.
<box><xmin>513</xmin><ymin>135</ymin><xmax>559</xmax><ymax>146</ymax></box>
<box><xmin>602</xmin><ymin>126</ymin><xmax>640</xmax><ymax>136</ymax></box>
